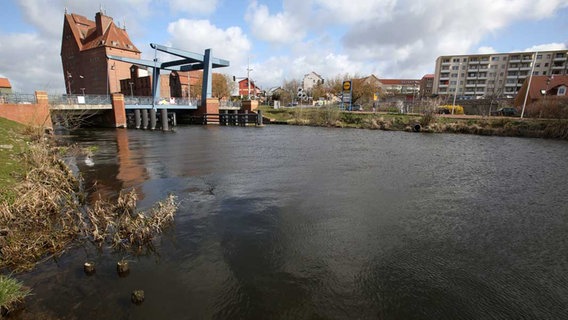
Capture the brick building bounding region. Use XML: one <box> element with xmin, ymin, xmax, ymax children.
<box><xmin>238</xmin><ymin>78</ymin><xmax>260</xmax><ymax>98</ymax></box>
<box><xmin>0</xmin><ymin>78</ymin><xmax>12</xmax><ymax>94</ymax></box>
<box><xmin>61</xmin><ymin>10</ymin><xmax>140</xmax><ymax>95</ymax></box>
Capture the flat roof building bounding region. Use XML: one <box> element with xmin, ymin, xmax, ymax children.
<box><xmin>433</xmin><ymin>50</ymin><xmax>568</xmax><ymax>100</ymax></box>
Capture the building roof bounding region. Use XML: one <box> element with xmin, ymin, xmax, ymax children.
<box><xmin>64</xmin><ymin>12</ymin><xmax>140</xmax><ymax>53</ymax></box>
<box><xmin>422</xmin><ymin>74</ymin><xmax>435</xmax><ymax>79</ymax></box>
<box><xmin>379</xmin><ymin>79</ymin><xmax>420</xmax><ymax>85</ymax></box>
<box><xmin>514</xmin><ymin>75</ymin><xmax>568</xmax><ymax>106</ymax></box>
<box><xmin>0</xmin><ymin>77</ymin><xmax>11</xmax><ymax>88</ymax></box>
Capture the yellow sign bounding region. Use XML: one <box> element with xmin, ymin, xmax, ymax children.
<box><xmin>343</xmin><ymin>81</ymin><xmax>351</xmax><ymax>91</ymax></box>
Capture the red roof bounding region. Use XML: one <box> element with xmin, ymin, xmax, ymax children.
<box><xmin>514</xmin><ymin>75</ymin><xmax>568</xmax><ymax>106</ymax></box>
<box><xmin>422</xmin><ymin>74</ymin><xmax>434</xmax><ymax>79</ymax></box>
<box><xmin>0</xmin><ymin>77</ymin><xmax>11</xmax><ymax>88</ymax></box>
<box><xmin>379</xmin><ymin>79</ymin><xmax>420</xmax><ymax>85</ymax></box>
<box><xmin>65</xmin><ymin>12</ymin><xmax>140</xmax><ymax>53</ymax></box>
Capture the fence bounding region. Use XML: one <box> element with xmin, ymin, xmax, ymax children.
<box><xmin>48</xmin><ymin>94</ymin><xmax>111</xmax><ymax>105</ymax></box>
<box><xmin>0</xmin><ymin>93</ymin><xmax>37</xmax><ymax>104</ymax></box>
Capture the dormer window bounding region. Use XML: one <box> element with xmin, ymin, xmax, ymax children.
<box><xmin>558</xmin><ymin>86</ymin><xmax>566</xmax><ymax>96</ymax></box>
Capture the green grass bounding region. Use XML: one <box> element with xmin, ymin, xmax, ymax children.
<box><xmin>0</xmin><ymin>275</ymin><xmax>31</xmax><ymax>311</ymax></box>
<box><xmin>0</xmin><ymin>118</ymin><xmax>27</xmax><ymax>203</ymax></box>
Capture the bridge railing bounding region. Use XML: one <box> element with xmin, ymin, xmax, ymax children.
<box><xmin>220</xmin><ymin>100</ymin><xmax>241</xmax><ymax>109</ymax></box>
<box><xmin>124</xmin><ymin>96</ymin><xmax>200</xmax><ymax>106</ymax></box>
<box><xmin>0</xmin><ymin>93</ymin><xmax>37</xmax><ymax>104</ymax></box>
<box><xmin>48</xmin><ymin>94</ymin><xmax>111</xmax><ymax>105</ymax></box>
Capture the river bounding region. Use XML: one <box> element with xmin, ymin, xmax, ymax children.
<box><xmin>17</xmin><ymin>125</ymin><xmax>568</xmax><ymax>319</ymax></box>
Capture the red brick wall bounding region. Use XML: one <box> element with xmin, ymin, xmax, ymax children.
<box><xmin>0</xmin><ymin>91</ymin><xmax>52</xmax><ymax>129</ymax></box>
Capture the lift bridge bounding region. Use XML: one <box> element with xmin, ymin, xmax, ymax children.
<box><xmin>107</xmin><ymin>43</ymin><xmax>230</xmax><ymax>129</ymax></box>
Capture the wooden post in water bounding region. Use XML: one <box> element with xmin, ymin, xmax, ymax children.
<box><xmin>161</xmin><ymin>108</ymin><xmax>169</xmax><ymax>131</ymax></box>
<box><xmin>134</xmin><ymin>109</ymin><xmax>141</xmax><ymax>129</ymax></box>
<box><xmin>257</xmin><ymin>110</ymin><xmax>263</xmax><ymax>126</ymax></box>
<box><xmin>150</xmin><ymin>109</ymin><xmax>157</xmax><ymax>130</ymax></box>
<box><xmin>141</xmin><ymin>109</ymin><xmax>149</xmax><ymax>129</ymax></box>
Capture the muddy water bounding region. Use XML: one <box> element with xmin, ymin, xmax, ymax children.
<box><xmin>16</xmin><ymin>126</ymin><xmax>568</xmax><ymax>319</ymax></box>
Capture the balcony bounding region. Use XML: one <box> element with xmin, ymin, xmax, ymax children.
<box><xmin>467</xmin><ymin>68</ymin><xmax>479</xmax><ymax>72</ymax></box>
<box><xmin>552</xmin><ymin>64</ymin><xmax>566</xmax><ymax>70</ymax></box>
<box><xmin>553</xmin><ymin>56</ymin><xmax>567</xmax><ymax>62</ymax></box>
<box><xmin>441</xmin><ymin>61</ymin><xmax>451</xmax><ymax>65</ymax></box>
<box><xmin>505</xmin><ymin>83</ymin><xmax>517</xmax><ymax>87</ymax></box>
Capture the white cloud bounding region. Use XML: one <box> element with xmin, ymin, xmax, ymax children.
<box><xmin>168</xmin><ymin>0</ymin><xmax>219</xmax><ymax>15</ymax></box>
<box><xmin>0</xmin><ymin>33</ymin><xmax>62</xmax><ymax>92</ymax></box>
<box><xmin>477</xmin><ymin>46</ymin><xmax>497</xmax><ymax>54</ymax></box>
<box><xmin>245</xmin><ymin>1</ymin><xmax>306</xmax><ymax>44</ymax></box>
<box><xmin>166</xmin><ymin>19</ymin><xmax>251</xmax><ymax>76</ymax></box>
<box><xmin>523</xmin><ymin>42</ymin><xmax>568</xmax><ymax>52</ymax></box>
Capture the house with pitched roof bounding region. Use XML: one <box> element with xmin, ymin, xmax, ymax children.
<box><xmin>0</xmin><ymin>78</ymin><xmax>12</xmax><ymax>94</ymax></box>
<box><xmin>514</xmin><ymin>75</ymin><xmax>568</xmax><ymax>107</ymax></box>
<box><xmin>61</xmin><ymin>10</ymin><xmax>141</xmax><ymax>95</ymax></box>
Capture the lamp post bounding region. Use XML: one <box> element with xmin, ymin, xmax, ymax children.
<box><xmin>80</xmin><ymin>88</ymin><xmax>85</xmax><ymax>96</ymax></box>
<box><xmin>67</xmin><ymin>71</ymin><xmax>72</xmax><ymax>94</ymax></box>
<box><xmin>129</xmin><ymin>81</ymin><xmax>134</xmax><ymax>97</ymax></box>
<box><xmin>247</xmin><ymin>56</ymin><xmax>253</xmax><ymax>99</ymax></box>
<box><xmin>520</xmin><ymin>51</ymin><xmax>538</xmax><ymax>119</ymax></box>
<box><xmin>452</xmin><ymin>63</ymin><xmax>462</xmax><ymax>114</ymax></box>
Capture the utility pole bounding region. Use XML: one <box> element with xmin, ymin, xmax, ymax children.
<box><xmin>452</xmin><ymin>62</ymin><xmax>462</xmax><ymax>114</ymax></box>
<box><xmin>247</xmin><ymin>56</ymin><xmax>253</xmax><ymax>99</ymax></box>
<box><xmin>521</xmin><ymin>51</ymin><xmax>538</xmax><ymax>119</ymax></box>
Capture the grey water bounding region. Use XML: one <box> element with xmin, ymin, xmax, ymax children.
<box><xmin>17</xmin><ymin>125</ymin><xmax>568</xmax><ymax>319</ymax></box>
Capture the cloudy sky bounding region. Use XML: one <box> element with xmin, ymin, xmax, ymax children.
<box><xmin>1</xmin><ymin>0</ymin><xmax>567</xmax><ymax>93</ymax></box>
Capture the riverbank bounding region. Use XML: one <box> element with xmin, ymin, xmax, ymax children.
<box><xmin>0</xmin><ymin>118</ymin><xmax>178</xmax><ymax>315</ymax></box>
<box><xmin>260</xmin><ymin>106</ymin><xmax>568</xmax><ymax>140</ymax></box>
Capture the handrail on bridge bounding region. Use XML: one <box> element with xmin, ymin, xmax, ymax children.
<box><xmin>0</xmin><ymin>93</ymin><xmax>37</xmax><ymax>104</ymax></box>
<box><xmin>124</xmin><ymin>96</ymin><xmax>200</xmax><ymax>107</ymax></box>
<box><xmin>48</xmin><ymin>94</ymin><xmax>111</xmax><ymax>105</ymax></box>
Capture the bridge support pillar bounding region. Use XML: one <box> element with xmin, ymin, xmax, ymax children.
<box><xmin>111</xmin><ymin>94</ymin><xmax>127</xmax><ymax>128</ymax></box>
<box><xmin>161</xmin><ymin>109</ymin><xmax>169</xmax><ymax>131</ymax></box>
<box><xmin>134</xmin><ymin>109</ymin><xmax>141</xmax><ymax>129</ymax></box>
<box><xmin>150</xmin><ymin>109</ymin><xmax>157</xmax><ymax>130</ymax></box>
<box><xmin>141</xmin><ymin>109</ymin><xmax>149</xmax><ymax>129</ymax></box>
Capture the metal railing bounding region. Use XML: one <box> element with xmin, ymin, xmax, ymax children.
<box><xmin>220</xmin><ymin>100</ymin><xmax>241</xmax><ymax>109</ymax></box>
<box><xmin>124</xmin><ymin>96</ymin><xmax>200</xmax><ymax>106</ymax></box>
<box><xmin>48</xmin><ymin>94</ymin><xmax>111</xmax><ymax>105</ymax></box>
<box><xmin>0</xmin><ymin>93</ymin><xmax>37</xmax><ymax>104</ymax></box>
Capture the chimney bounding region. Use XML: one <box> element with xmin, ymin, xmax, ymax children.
<box><xmin>95</xmin><ymin>11</ymin><xmax>112</xmax><ymax>36</ymax></box>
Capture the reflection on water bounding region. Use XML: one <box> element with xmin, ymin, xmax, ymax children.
<box><xmin>16</xmin><ymin>126</ymin><xmax>568</xmax><ymax>319</ymax></box>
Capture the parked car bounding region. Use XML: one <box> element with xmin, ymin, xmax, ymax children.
<box><xmin>347</xmin><ymin>104</ymin><xmax>362</xmax><ymax>111</ymax></box>
<box><xmin>491</xmin><ymin>107</ymin><xmax>518</xmax><ymax>116</ymax></box>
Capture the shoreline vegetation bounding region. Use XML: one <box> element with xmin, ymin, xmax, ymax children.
<box><xmin>260</xmin><ymin>106</ymin><xmax>568</xmax><ymax>140</ymax></box>
<box><xmin>0</xmin><ymin>118</ymin><xmax>178</xmax><ymax>315</ymax></box>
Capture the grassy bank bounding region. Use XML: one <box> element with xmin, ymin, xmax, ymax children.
<box><xmin>0</xmin><ymin>118</ymin><xmax>178</xmax><ymax>312</ymax></box>
<box><xmin>259</xmin><ymin>106</ymin><xmax>568</xmax><ymax>140</ymax></box>
<box><xmin>0</xmin><ymin>119</ymin><xmax>28</xmax><ymax>203</ymax></box>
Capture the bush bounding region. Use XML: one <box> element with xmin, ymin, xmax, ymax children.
<box><xmin>523</xmin><ymin>98</ymin><xmax>568</xmax><ymax>119</ymax></box>
<box><xmin>438</xmin><ymin>105</ymin><xmax>465</xmax><ymax>115</ymax></box>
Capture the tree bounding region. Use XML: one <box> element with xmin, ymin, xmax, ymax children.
<box><xmin>281</xmin><ymin>78</ymin><xmax>301</xmax><ymax>105</ymax></box>
<box><xmin>192</xmin><ymin>73</ymin><xmax>232</xmax><ymax>99</ymax></box>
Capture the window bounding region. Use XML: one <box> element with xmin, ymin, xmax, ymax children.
<box><xmin>537</xmin><ymin>54</ymin><xmax>542</xmax><ymax>59</ymax></box>
<box><xmin>536</xmin><ymin>64</ymin><xmax>540</xmax><ymax>68</ymax></box>
<box><xmin>451</xmin><ymin>73</ymin><xmax>458</xmax><ymax>78</ymax></box>
<box><xmin>533</xmin><ymin>71</ymin><xmax>539</xmax><ymax>75</ymax></box>
<box><xmin>453</xmin><ymin>58</ymin><xmax>460</xmax><ymax>63</ymax></box>
<box><xmin>452</xmin><ymin>66</ymin><xmax>459</xmax><ymax>70</ymax></box>
<box><xmin>450</xmin><ymin>81</ymin><xmax>457</xmax><ymax>85</ymax></box>
<box><xmin>558</xmin><ymin>87</ymin><xmax>566</xmax><ymax>96</ymax></box>
<box><xmin>491</xmin><ymin>57</ymin><xmax>499</xmax><ymax>61</ymax></box>
<box><xmin>545</xmin><ymin>63</ymin><xmax>549</xmax><ymax>67</ymax></box>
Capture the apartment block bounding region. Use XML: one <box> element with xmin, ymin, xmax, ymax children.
<box><xmin>433</xmin><ymin>50</ymin><xmax>568</xmax><ymax>99</ymax></box>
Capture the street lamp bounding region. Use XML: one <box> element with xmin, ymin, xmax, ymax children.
<box><xmin>452</xmin><ymin>63</ymin><xmax>462</xmax><ymax>114</ymax></box>
<box><xmin>80</xmin><ymin>88</ymin><xmax>85</xmax><ymax>95</ymax></box>
<box><xmin>129</xmin><ymin>81</ymin><xmax>134</xmax><ymax>97</ymax></box>
<box><xmin>67</xmin><ymin>71</ymin><xmax>72</xmax><ymax>94</ymax></box>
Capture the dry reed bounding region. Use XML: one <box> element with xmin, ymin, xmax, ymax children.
<box><xmin>0</xmin><ymin>139</ymin><xmax>178</xmax><ymax>272</ymax></box>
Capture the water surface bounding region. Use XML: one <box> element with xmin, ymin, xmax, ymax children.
<box><xmin>18</xmin><ymin>126</ymin><xmax>568</xmax><ymax>319</ymax></box>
